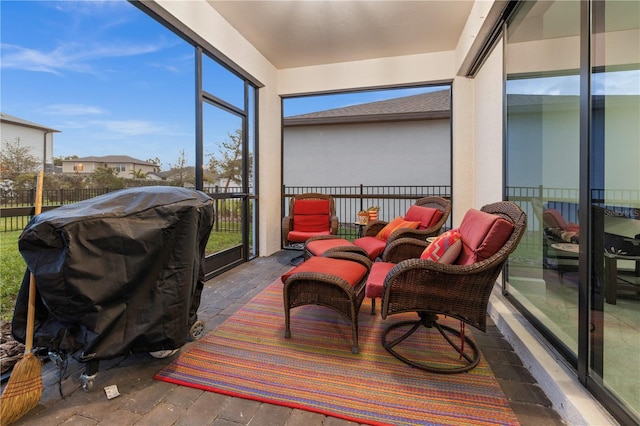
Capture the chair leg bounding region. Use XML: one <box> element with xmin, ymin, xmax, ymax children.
<box><xmin>284</xmin><ymin>297</ymin><xmax>292</xmax><ymax>339</ymax></box>
<box><xmin>351</xmin><ymin>309</ymin><xmax>359</xmax><ymax>354</ymax></box>
<box><xmin>382</xmin><ymin>313</ymin><xmax>480</xmax><ymax>374</ymax></box>
<box><xmin>370</xmin><ymin>297</ymin><xmax>376</xmax><ymax>315</ymax></box>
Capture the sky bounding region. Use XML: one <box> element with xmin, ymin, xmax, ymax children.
<box><xmin>3</xmin><ymin>1</ymin><xmax>636</xmax><ymax>170</ymax></box>
<box><xmin>0</xmin><ymin>0</ymin><xmax>440</xmax><ymax>171</ymax></box>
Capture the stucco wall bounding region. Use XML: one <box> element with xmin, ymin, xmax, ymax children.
<box><xmin>1</xmin><ymin>122</ymin><xmax>54</xmax><ymax>170</ymax></box>
<box><xmin>283</xmin><ymin>120</ymin><xmax>450</xmax><ymax>187</ymax></box>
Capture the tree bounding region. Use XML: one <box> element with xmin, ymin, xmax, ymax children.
<box><xmin>88</xmin><ymin>167</ymin><xmax>124</xmax><ymax>189</ymax></box>
<box><xmin>0</xmin><ymin>137</ymin><xmax>40</xmax><ymax>180</ymax></box>
<box><xmin>207</xmin><ymin>129</ymin><xmax>247</xmax><ymax>190</ymax></box>
<box><xmin>146</xmin><ymin>157</ymin><xmax>162</xmax><ymax>171</ymax></box>
<box><xmin>167</xmin><ymin>149</ymin><xmax>194</xmax><ymax>187</ymax></box>
<box><xmin>129</xmin><ymin>168</ymin><xmax>148</xmax><ymax>179</ymax></box>
<box><xmin>53</xmin><ymin>155</ymin><xmax>78</xmax><ymax>167</ymax></box>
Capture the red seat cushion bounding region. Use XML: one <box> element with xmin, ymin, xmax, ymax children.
<box><xmin>353</xmin><ymin>236</ymin><xmax>386</xmax><ymax>261</ymax></box>
<box><xmin>281</xmin><ymin>256</ymin><xmax>368</xmax><ymax>287</ymax></box>
<box><xmin>365</xmin><ymin>262</ymin><xmax>395</xmax><ymax>298</ymax></box>
<box><xmin>306</xmin><ymin>238</ymin><xmax>354</xmax><ymax>256</ymax></box>
<box><xmin>456</xmin><ymin>209</ymin><xmax>515</xmax><ymax>265</ymax></box>
<box><xmin>420</xmin><ymin>230</ymin><xmax>463</xmax><ymax>264</ymax></box>
<box><xmin>288</xmin><ymin>230</ymin><xmax>332</xmax><ymax>243</ymax></box>
<box><xmin>404</xmin><ymin>206</ymin><xmax>444</xmax><ymax>230</ymax></box>
<box><xmin>375</xmin><ymin>216</ymin><xmax>420</xmax><ymax>240</ymax></box>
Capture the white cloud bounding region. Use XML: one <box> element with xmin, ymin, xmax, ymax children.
<box><xmin>0</xmin><ymin>41</ymin><xmax>168</xmax><ymax>75</ymax></box>
<box><xmin>103</xmin><ymin>120</ymin><xmax>160</xmax><ymax>136</ymax></box>
<box><xmin>42</xmin><ymin>104</ymin><xmax>105</xmax><ymax>116</ymax></box>
<box><xmin>57</xmin><ymin>119</ymin><xmax>167</xmax><ymax>137</ymax></box>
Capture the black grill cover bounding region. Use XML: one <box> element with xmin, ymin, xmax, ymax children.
<box><xmin>12</xmin><ymin>186</ymin><xmax>214</xmax><ymax>362</ymax></box>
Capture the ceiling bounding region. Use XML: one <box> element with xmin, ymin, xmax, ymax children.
<box><xmin>206</xmin><ymin>1</ymin><xmax>476</xmax><ymax>69</ymax></box>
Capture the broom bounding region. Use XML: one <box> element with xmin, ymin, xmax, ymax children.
<box><xmin>1</xmin><ymin>170</ymin><xmax>44</xmax><ymax>425</ymax></box>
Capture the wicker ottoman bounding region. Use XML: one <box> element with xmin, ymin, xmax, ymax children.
<box><xmin>282</xmin><ymin>252</ymin><xmax>372</xmax><ymax>353</ymax></box>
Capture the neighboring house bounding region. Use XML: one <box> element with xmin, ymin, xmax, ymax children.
<box><xmin>0</xmin><ymin>112</ymin><xmax>59</xmax><ymax>173</ymax></box>
<box><xmin>283</xmin><ymin>90</ymin><xmax>451</xmax><ymax>187</ymax></box>
<box><xmin>61</xmin><ymin>155</ymin><xmax>159</xmax><ymax>177</ymax></box>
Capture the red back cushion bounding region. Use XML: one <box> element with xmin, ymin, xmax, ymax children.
<box><xmin>420</xmin><ymin>230</ymin><xmax>462</xmax><ymax>263</ymax></box>
<box><xmin>456</xmin><ymin>209</ymin><xmax>515</xmax><ymax>265</ymax></box>
<box><xmin>375</xmin><ymin>216</ymin><xmax>420</xmax><ymax>240</ymax></box>
<box><xmin>293</xmin><ymin>199</ymin><xmax>330</xmax><ymax>232</ymax></box>
<box><xmin>294</xmin><ymin>199</ymin><xmax>330</xmax><ymax>215</ymax></box>
<box><xmin>428</xmin><ymin>210</ymin><xmax>444</xmax><ymax>227</ymax></box>
<box><xmin>405</xmin><ymin>206</ymin><xmax>439</xmax><ymax>229</ymax></box>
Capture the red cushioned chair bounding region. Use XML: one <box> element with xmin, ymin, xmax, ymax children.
<box><xmin>374</xmin><ymin>201</ymin><xmax>526</xmax><ymax>373</ymax></box>
<box><xmin>353</xmin><ymin>196</ymin><xmax>451</xmax><ymax>261</ymax></box>
<box><xmin>282</xmin><ymin>252</ymin><xmax>372</xmax><ymax>354</ymax></box>
<box><xmin>282</xmin><ymin>193</ymin><xmax>339</xmax><ymax>247</ymax></box>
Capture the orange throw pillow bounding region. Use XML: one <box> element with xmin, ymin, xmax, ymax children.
<box><xmin>376</xmin><ymin>216</ymin><xmax>420</xmax><ymax>241</ymax></box>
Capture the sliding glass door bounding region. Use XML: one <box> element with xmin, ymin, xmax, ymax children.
<box><xmin>589</xmin><ymin>0</ymin><xmax>640</xmax><ymax>419</ymax></box>
<box><xmin>504</xmin><ymin>1</ymin><xmax>639</xmax><ymax>422</ymax></box>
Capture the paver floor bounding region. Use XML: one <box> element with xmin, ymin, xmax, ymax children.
<box><xmin>4</xmin><ymin>250</ymin><xmax>566</xmax><ymax>425</ymax></box>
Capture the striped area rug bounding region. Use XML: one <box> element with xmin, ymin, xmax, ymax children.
<box><xmin>154</xmin><ymin>280</ymin><xmax>519</xmax><ymax>425</ymax></box>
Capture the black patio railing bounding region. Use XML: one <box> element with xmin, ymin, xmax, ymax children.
<box><xmin>3</xmin><ymin>184</ymin><xmax>636</xmax><ymax>249</ymax></box>
<box><xmin>283</xmin><ymin>184</ymin><xmax>452</xmax><ymax>241</ymax></box>
<box><xmin>0</xmin><ymin>185</ymin><xmax>248</xmax><ymax>233</ymax></box>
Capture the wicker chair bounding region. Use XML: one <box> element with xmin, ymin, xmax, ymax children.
<box><xmin>282</xmin><ymin>252</ymin><xmax>372</xmax><ymax>354</ymax></box>
<box><xmin>379</xmin><ymin>201</ymin><xmax>526</xmax><ymax>373</ymax></box>
<box><xmin>282</xmin><ymin>193</ymin><xmax>339</xmax><ymax>247</ymax></box>
<box><xmin>354</xmin><ymin>196</ymin><xmax>451</xmax><ymax>261</ymax></box>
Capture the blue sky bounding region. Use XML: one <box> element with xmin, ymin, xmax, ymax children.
<box><xmin>5</xmin><ymin>1</ymin><xmax>634</xmax><ymax>171</ymax></box>
<box><xmin>0</xmin><ymin>0</ymin><xmax>440</xmax><ymax>170</ymax></box>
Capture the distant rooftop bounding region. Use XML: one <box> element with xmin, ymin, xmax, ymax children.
<box><xmin>62</xmin><ymin>155</ymin><xmax>155</xmax><ymax>165</ymax></box>
<box><xmin>1</xmin><ymin>112</ymin><xmax>60</xmax><ymax>133</ymax></box>
<box><xmin>284</xmin><ymin>89</ymin><xmax>451</xmax><ymax>126</ymax></box>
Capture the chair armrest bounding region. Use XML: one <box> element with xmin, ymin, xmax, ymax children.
<box><xmin>282</xmin><ymin>216</ymin><xmax>292</xmax><ymax>245</ymax></box>
<box><xmin>363</xmin><ymin>220</ymin><xmax>387</xmax><ymax>237</ymax></box>
<box><xmin>330</xmin><ymin>215</ymin><xmax>339</xmax><ymax>235</ymax></box>
<box><xmin>386</xmin><ymin>226</ymin><xmax>442</xmax><ymax>244</ymax></box>
<box><xmin>381</xmin><ymin>237</ymin><xmax>429</xmax><ymax>263</ymax></box>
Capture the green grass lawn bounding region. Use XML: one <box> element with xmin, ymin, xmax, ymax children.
<box><xmin>0</xmin><ymin>228</ymin><xmax>246</xmax><ymax>322</ymax></box>
<box><xmin>0</xmin><ymin>231</ymin><xmax>26</xmax><ymax>322</ymax></box>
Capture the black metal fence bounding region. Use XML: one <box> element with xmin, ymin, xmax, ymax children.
<box><xmin>4</xmin><ymin>184</ymin><xmax>636</xmax><ymax>244</ymax></box>
<box><xmin>283</xmin><ymin>184</ymin><xmax>452</xmax><ymax>241</ymax></box>
<box><xmin>0</xmin><ymin>185</ymin><xmax>247</xmax><ymax>233</ymax></box>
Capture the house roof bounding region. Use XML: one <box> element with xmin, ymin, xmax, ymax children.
<box><xmin>62</xmin><ymin>155</ymin><xmax>156</xmax><ymax>166</ymax></box>
<box><xmin>1</xmin><ymin>112</ymin><xmax>60</xmax><ymax>133</ymax></box>
<box><xmin>283</xmin><ymin>89</ymin><xmax>451</xmax><ymax>127</ymax></box>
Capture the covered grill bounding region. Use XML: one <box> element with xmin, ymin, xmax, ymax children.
<box><xmin>12</xmin><ymin>186</ymin><xmax>214</xmax><ymax>389</ymax></box>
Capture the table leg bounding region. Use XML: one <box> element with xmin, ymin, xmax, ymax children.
<box><xmin>604</xmin><ymin>254</ymin><xmax>617</xmax><ymax>305</ymax></box>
